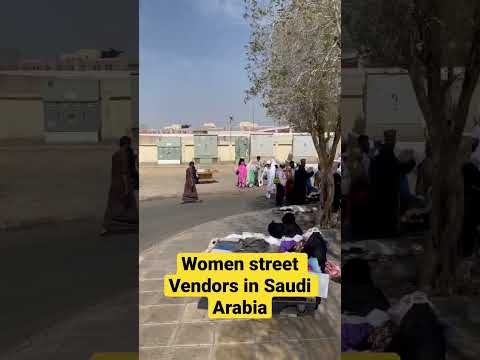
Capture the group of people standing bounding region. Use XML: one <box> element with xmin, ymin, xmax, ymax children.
<box><xmin>235</xmin><ymin>156</ymin><xmax>266</xmax><ymax>189</ymax></box>
<box><xmin>236</xmin><ymin>156</ymin><xmax>332</xmax><ymax>207</ymax></box>
<box><xmin>345</xmin><ymin>127</ymin><xmax>480</xmax><ymax>257</ymax></box>
<box><xmin>343</xmin><ymin>130</ymin><xmax>408</xmax><ymax>239</ymax></box>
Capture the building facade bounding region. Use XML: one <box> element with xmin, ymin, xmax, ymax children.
<box><xmin>139</xmin><ymin>131</ymin><xmax>341</xmax><ymax>165</ymax></box>
<box><xmin>341</xmin><ymin>67</ymin><xmax>480</xmax><ymax>141</ymax></box>
<box><xmin>0</xmin><ymin>71</ymin><xmax>138</xmax><ymax>143</ymax></box>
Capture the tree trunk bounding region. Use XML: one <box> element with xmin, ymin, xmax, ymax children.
<box><xmin>319</xmin><ymin>166</ymin><xmax>335</xmax><ymax>228</ymax></box>
<box><xmin>419</xmin><ymin>143</ymin><xmax>464</xmax><ymax>294</ymax></box>
<box><xmin>310</xmin><ymin>114</ymin><xmax>340</xmax><ymax>229</ymax></box>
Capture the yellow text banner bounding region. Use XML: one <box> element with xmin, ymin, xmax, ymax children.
<box><xmin>164</xmin><ymin>252</ymin><xmax>320</xmax><ymax>319</ymax></box>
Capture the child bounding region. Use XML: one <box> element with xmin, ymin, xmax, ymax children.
<box><xmin>236</xmin><ymin>158</ymin><xmax>248</xmax><ymax>188</ymax></box>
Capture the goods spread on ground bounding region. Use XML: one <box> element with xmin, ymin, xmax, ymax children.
<box><xmin>197</xmin><ymin>212</ymin><xmax>341</xmax><ymax>316</ymax></box>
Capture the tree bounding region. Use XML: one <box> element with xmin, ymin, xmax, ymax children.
<box><xmin>344</xmin><ymin>0</ymin><xmax>480</xmax><ymax>293</ymax></box>
<box><xmin>244</xmin><ymin>0</ymin><xmax>341</xmax><ymax>227</ymax></box>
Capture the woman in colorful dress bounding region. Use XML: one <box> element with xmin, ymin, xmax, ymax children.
<box><xmin>246</xmin><ymin>159</ymin><xmax>256</xmax><ymax>187</ymax></box>
<box><xmin>236</xmin><ymin>158</ymin><xmax>248</xmax><ymax>188</ymax></box>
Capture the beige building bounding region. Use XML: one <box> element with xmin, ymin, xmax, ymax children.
<box><xmin>202</xmin><ymin>122</ymin><xmax>217</xmax><ymax>128</ymax></box>
<box><xmin>342</xmin><ymin>67</ymin><xmax>480</xmax><ymax>141</ymax></box>
<box><xmin>164</xmin><ymin>124</ymin><xmax>182</xmax><ymax>130</ymax></box>
<box><xmin>140</xmin><ymin>132</ymin><xmax>341</xmax><ymax>165</ymax></box>
<box><xmin>19</xmin><ymin>59</ymin><xmax>50</xmax><ymax>71</ymax></box>
<box><xmin>239</xmin><ymin>121</ymin><xmax>259</xmax><ymax>131</ymax></box>
<box><xmin>58</xmin><ymin>49</ymin><xmax>130</xmax><ymax>71</ymax></box>
<box><xmin>0</xmin><ymin>71</ymin><xmax>138</xmax><ymax>143</ymax></box>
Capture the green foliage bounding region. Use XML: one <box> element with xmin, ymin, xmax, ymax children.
<box><xmin>343</xmin><ymin>0</ymin><xmax>478</xmax><ymax>67</ymax></box>
<box><xmin>244</xmin><ymin>0</ymin><xmax>341</xmax><ymax>164</ymax></box>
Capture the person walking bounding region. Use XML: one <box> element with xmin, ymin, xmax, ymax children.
<box><xmin>126</xmin><ymin>137</ymin><xmax>139</xmax><ymax>209</ymax></box>
<box><xmin>100</xmin><ymin>136</ymin><xmax>138</xmax><ymax>235</ymax></box>
<box><xmin>182</xmin><ymin>161</ymin><xmax>200</xmax><ymax>203</ymax></box>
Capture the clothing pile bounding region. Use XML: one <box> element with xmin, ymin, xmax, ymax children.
<box><xmin>306</xmin><ymin>190</ymin><xmax>321</xmax><ymax>202</ymax></box>
<box><xmin>205</xmin><ymin>215</ymin><xmax>340</xmax><ymax>280</ymax></box>
<box><xmin>276</xmin><ymin>205</ymin><xmax>318</xmax><ymax>214</ymax></box>
<box><xmin>341</xmin><ymin>259</ymin><xmax>446</xmax><ymax>359</ymax></box>
<box><xmin>205</xmin><ymin>232</ymin><xmax>281</xmax><ymax>253</ymax></box>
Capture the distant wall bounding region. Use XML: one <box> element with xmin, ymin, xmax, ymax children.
<box><xmin>139</xmin><ymin>145</ymin><xmax>157</xmax><ymax>163</ymax></box>
<box><xmin>138</xmin><ymin>133</ymin><xmax>340</xmax><ymax>164</ymax></box>
<box><xmin>0</xmin><ymin>98</ymin><xmax>43</xmax><ymax>140</ymax></box>
<box><xmin>101</xmin><ymin>99</ymin><xmax>132</xmax><ymax>141</ymax></box>
<box><xmin>274</xmin><ymin>144</ymin><xmax>292</xmax><ymax>162</ymax></box>
<box><xmin>0</xmin><ymin>74</ymin><xmax>136</xmax><ymax>143</ymax></box>
<box><xmin>182</xmin><ymin>144</ymin><xmax>194</xmax><ymax>163</ymax></box>
<box><xmin>218</xmin><ymin>144</ymin><xmax>235</xmax><ymax>163</ymax></box>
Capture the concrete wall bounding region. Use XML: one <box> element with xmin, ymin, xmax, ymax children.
<box><xmin>341</xmin><ymin>69</ymin><xmax>365</xmax><ymax>137</ymax></box>
<box><xmin>182</xmin><ymin>145</ymin><xmax>194</xmax><ymax>163</ymax></box>
<box><xmin>101</xmin><ymin>99</ymin><xmax>132</xmax><ymax>140</ymax></box>
<box><xmin>273</xmin><ymin>134</ymin><xmax>293</xmax><ymax>161</ymax></box>
<box><xmin>139</xmin><ymin>145</ymin><xmax>157</xmax><ymax>163</ymax></box>
<box><xmin>341</xmin><ymin>67</ymin><xmax>480</xmax><ymax>140</ymax></box>
<box><xmin>0</xmin><ymin>74</ymin><xmax>136</xmax><ymax>143</ymax></box>
<box><xmin>274</xmin><ymin>144</ymin><xmax>292</xmax><ymax>161</ymax></box>
<box><xmin>218</xmin><ymin>144</ymin><xmax>235</xmax><ymax>162</ymax></box>
<box><xmin>341</xmin><ymin>97</ymin><xmax>363</xmax><ymax>136</ymax></box>
<box><xmin>139</xmin><ymin>133</ymin><xmax>340</xmax><ymax>164</ymax></box>
<box><xmin>0</xmin><ymin>99</ymin><xmax>44</xmax><ymax>140</ymax></box>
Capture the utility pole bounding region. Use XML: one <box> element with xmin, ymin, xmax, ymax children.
<box><xmin>229</xmin><ymin>115</ymin><xmax>233</xmax><ymax>143</ymax></box>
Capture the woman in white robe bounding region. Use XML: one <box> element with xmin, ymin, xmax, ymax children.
<box><xmin>266</xmin><ymin>159</ymin><xmax>277</xmax><ymax>198</ymax></box>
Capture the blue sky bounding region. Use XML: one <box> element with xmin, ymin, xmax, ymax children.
<box><xmin>140</xmin><ymin>0</ymin><xmax>270</xmax><ymax>128</ymax></box>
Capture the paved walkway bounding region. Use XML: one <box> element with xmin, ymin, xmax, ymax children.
<box><xmin>0</xmin><ymin>291</ymin><xmax>138</xmax><ymax>360</ymax></box>
<box><xmin>140</xmin><ymin>209</ymin><xmax>341</xmax><ymax>360</ymax></box>
<box><xmin>0</xmin><ymin>221</ymin><xmax>138</xmax><ymax>359</ymax></box>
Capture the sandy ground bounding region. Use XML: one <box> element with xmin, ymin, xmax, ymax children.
<box><xmin>140</xmin><ymin>164</ymin><xmax>240</xmax><ymax>200</ymax></box>
<box><xmin>0</xmin><ymin>145</ymin><xmax>249</xmax><ymax>228</ymax></box>
<box><xmin>0</xmin><ymin>145</ymin><xmax>115</xmax><ymax>228</ymax></box>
